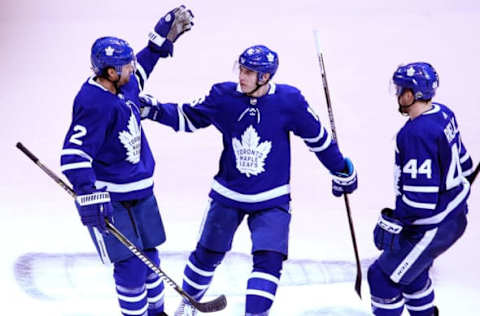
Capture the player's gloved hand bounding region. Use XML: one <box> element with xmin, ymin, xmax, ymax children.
<box><xmin>373</xmin><ymin>208</ymin><xmax>403</xmax><ymax>251</ymax></box>
<box><xmin>75</xmin><ymin>187</ymin><xmax>113</xmax><ymax>235</ymax></box>
<box><xmin>331</xmin><ymin>157</ymin><xmax>358</xmax><ymax>197</ymax></box>
<box><xmin>148</xmin><ymin>5</ymin><xmax>194</xmax><ymax>53</ymax></box>
<box><xmin>139</xmin><ymin>93</ymin><xmax>162</xmax><ymax>120</ymax></box>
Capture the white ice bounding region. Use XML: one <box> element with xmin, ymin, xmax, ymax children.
<box><xmin>1</xmin><ymin>0</ymin><xmax>479</xmax><ymax>315</ymax></box>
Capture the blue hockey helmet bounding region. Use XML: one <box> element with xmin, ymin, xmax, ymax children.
<box><xmin>90</xmin><ymin>36</ymin><xmax>135</xmax><ymax>76</ymax></box>
<box><xmin>239</xmin><ymin>45</ymin><xmax>279</xmax><ymax>83</ymax></box>
<box><xmin>392</xmin><ymin>62</ymin><xmax>439</xmax><ymax>101</ymax></box>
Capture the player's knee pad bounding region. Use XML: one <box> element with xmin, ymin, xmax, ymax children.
<box><xmin>114</xmin><ymin>255</ymin><xmax>148</xmax><ymax>288</ymax></box>
<box><xmin>252</xmin><ymin>251</ymin><xmax>283</xmax><ymax>276</ymax></box>
<box><xmin>193</xmin><ymin>243</ymin><xmax>226</xmax><ymax>269</ymax></box>
<box><xmin>246</xmin><ymin>251</ymin><xmax>283</xmax><ymax>314</ymax></box>
<box><xmin>368</xmin><ymin>260</ymin><xmax>404</xmax><ymax>316</ymax></box>
<box><xmin>144</xmin><ymin>248</ymin><xmax>160</xmax><ymax>267</ymax></box>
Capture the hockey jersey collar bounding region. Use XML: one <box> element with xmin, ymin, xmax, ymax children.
<box><xmin>88</xmin><ymin>75</ymin><xmax>109</xmax><ymax>92</ymax></box>
<box><xmin>235</xmin><ymin>82</ymin><xmax>277</xmax><ymax>95</ymax></box>
<box><xmin>422</xmin><ymin>104</ymin><xmax>440</xmax><ymax>115</ymax></box>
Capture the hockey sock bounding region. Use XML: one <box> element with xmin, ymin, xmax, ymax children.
<box><xmin>245</xmin><ymin>251</ymin><xmax>283</xmax><ymax>314</ymax></box>
<box><xmin>144</xmin><ymin>248</ymin><xmax>166</xmax><ymax>314</ymax></box>
<box><xmin>182</xmin><ymin>244</ymin><xmax>225</xmax><ymax>300</ymax></box>
<box><xmin>114</xmin><ymin>256</ymin><xmax>149</xmax><ymax>316</ymax></box>
<box><xmin>403</xmin><ymin>274</ymin><xmax>435</xmax><ymax>316</ymax></box>
<box><xmin>368</xmin><ymin>261</ymin><xmax>404</xmax><ymax>316</ymax></box>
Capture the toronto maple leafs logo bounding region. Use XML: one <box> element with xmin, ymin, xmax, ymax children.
<box><xmin>232</xmin><ymin>125</ymin><xmax>272</xmax><ymax>177</ymax></box>
<box><xmin>118</xmin><ymin>112</ymin><xmax>141</xmax><ymax>164</ymax></box>
<box><xmin>105</xmin><ymin>46</ymin><xmax>115</xmax><ymax>56</ymax></box>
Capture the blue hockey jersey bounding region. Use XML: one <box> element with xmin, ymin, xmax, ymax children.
<box><xmin>60</xmin><ymin>47</ymin><xmax>165</xmax><ymax>201</ymax></box>
<box><xmin>150</xmin><ymin>82</ymin><xmax>346</xmax><ymax>210</ymax></box>
<box><xmin>394</xmin><ymin>103</ymin><xmax>473</xmax><ymax>227</ymax></box>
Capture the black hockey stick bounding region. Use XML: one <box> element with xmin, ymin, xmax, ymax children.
<box><xmin>16</xmin><ymin>142</ymin><xmax>227</xmax><ymax>313</ymax></box>
<box><xmin>313</xmin><ymin>32</ymin><xmax>362</xmax><ymax>299</ymax></box>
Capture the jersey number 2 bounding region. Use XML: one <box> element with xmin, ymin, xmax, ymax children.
<box><xmin>69</xmin><ymin>125</ymin><xmax>87</xmax><ymax>146</ymax></box>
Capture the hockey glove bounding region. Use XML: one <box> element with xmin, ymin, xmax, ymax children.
<box><xmin>331</xmin><ymin>157</ymin><xmax>358</xmax><ymax>197</ymax></box>
<box><xmin>75</xmin><ymin>188</ymin><xmax>113</xmax><ymax>235</ymax></box>
<box><xmin>139</xmin><ymin>93</ymin><xmax>162</xmax><ymax>120</ymax></box>
<box><xmin>374</xmin><ymin>208</ymin><xmax>403</xmax><ymax>251</ymax></box>
<box><xmin>148</xmin><ymin>5</ymin><xmax>194</xmax><ymax>53</ymax></box>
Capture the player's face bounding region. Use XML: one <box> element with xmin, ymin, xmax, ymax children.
<box><xmin>117</xmin><ymin>60</ymin><xmax>136</xmax><ymax>87</ymax></box>
<box><xmin>397</xmin><ymin>88</ymin><xmax>415</xmax><ymax>114</ymax></box>
<box><xmin>239</xmin><ymin>65</ymin><xmax>258</xmax><ymax>93</ymax></box>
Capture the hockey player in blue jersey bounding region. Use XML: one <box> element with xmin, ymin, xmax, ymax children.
<box><xmin>139</xmin><ymin>45</ymin><xmax>358</xmax><ymax>315</ymax></box>
<box><xmin>367</xmin><ymin>62</ymin><xmax>474</xmax><ymax>316</ymax></box>
<box><xmin>60</xmin><ymin>6</ymin><xmax>193</xmax><ymax>316</ymax></box>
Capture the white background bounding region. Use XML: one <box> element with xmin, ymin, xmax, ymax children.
<box><xmin>1</xmin><ymin>0</ymin><xmax>479</xmax><ymax>314</ymax></box>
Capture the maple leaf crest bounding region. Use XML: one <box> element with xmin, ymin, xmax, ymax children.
<box><xmin>232</xmin><ymin>125</ymin><xmax>272</xmax><ymax>177</ymax></box>
<box><xmin>118</xmin><ymin>112</ymin><xmax>141</xmax><ymax>164</ymax></box>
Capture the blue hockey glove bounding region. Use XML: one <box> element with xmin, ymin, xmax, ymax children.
<box><xmin>75</xmin><ymin>188</ymin><xmax>113</xmax><ymax>235</ymax></box>
<box><xmin>139</xmin><ymin>93</ymin><xmax>162</xmax><ymax>120</ymax></box>
<box><xmin>331</xmin><ymin>157</ymin><xmax>358</xmax><ymax>197</ymax></box>
<box><xmin>148</xmin><ymin>5</ymin><xmax>194</xmax><ymax>52</ymax></box>
<box><xmin>374</xmin><ymin>208</ymin><xmax>404</xmax><ymax>251</ymax></box>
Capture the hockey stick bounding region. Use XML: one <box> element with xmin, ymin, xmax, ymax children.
<box><xmin>15</xmin><ymin>142</ymin><xmax>227</xmax><ymax>313</ymax></box>
<box><xmin>313</xmin><ymin>31</ymin><xmax>362</xmax><ymax>299</ymax></box>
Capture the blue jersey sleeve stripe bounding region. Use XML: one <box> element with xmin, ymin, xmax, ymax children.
<box><xmin>403</xmin><ymin>185</ymin><xmax>439</xmax><ymax>193</ymax></box>
<box><xmin>61</xmin><ymin>161</ymin><xmax>92</xmax><ymax>172</ymax></box>
<box><xmin>178</xmin><ymin>105</ymin><xmax>198</xmax><ymax>132</ymax></box>
<box><xmin>61</xmin><ymin>148</ymin><xmax>93</xmax><ymax>162</ymax></box>
<box><xmin>401</xmin><ymin>195</ymin><xmax>436</xmax><ymax>210</ymax></box>
<box><xmin>309</xmin><ymin>132</ymin><xmax>332</xmax><ymax>152</ymax></box>
<box><xmin>303</xmin><ymin>126</ymin><xmax>325</xmax><ymax>143</ymax></box>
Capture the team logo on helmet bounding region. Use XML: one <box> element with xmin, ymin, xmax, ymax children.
<box><xmin>105</xmin><ymin>46</ymin><xmax>115</xmax><ymax>56</ymax></box>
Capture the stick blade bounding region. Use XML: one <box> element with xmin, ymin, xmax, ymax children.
<box><xmin>191</xmin><ymin>294</ymin><xmax>227</xmax><ymax>313</ymax></box>
<box><xmin>354</xmin><ymin>273</ymin><xmax>362</xmax><ymax>299</ymax></box>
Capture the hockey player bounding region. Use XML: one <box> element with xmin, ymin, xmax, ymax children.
<box><xmin>139</xmin><ymin>45</ymin><xmax>358</xmax><ymax>315</ymax></box>
<box><xmin>60</xmin><ymin>6</ymin><xmax>193</xmax><ymax>316</ymax></box>
<box><xmin>368</xmin><ymin>62</ymin><xmax>474</xmax><ymax>315</ymax></box>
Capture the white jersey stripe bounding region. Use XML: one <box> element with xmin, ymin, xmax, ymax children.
<box><xmin>211</xmin><ymin>180</ymin><xmax>290</xmax><ymax>203</ymax></box>
<box><xmin>95</xmin><ymin>177</ymin><xmax>154</xmax><ymax>193</ymax></box>
<box><xmin>303</xmin><ymin>126</ymin><xmax>325</xmax><ymax>143</ymax></box>
<box><xmin>61</xmin><ymin>148</ymin><xmax>93</xmax><ymax>162</ymax></box>
<box><xmin>390</xmin><ymin>228</ymin><xmax>438</xmax><ymax>283</ymax></box>
<box><xmin>403</xmin><ymin>185</ymin><xmax>439</xmax><ymax>193</ymax></box>
<box><xmin>136</xmin><ymin>63</ymin><xmax>148</xmax><ymax>84</ymax></box>
<box><xmin>402</xmin><ymin>195</ymin><xmax>436</xmax><ymax>210</ymax></box>
<box><xmin>460</xmin><ymin>152</ymin><xmax>470</xmax><ymax>163</ymax></box>
<box><xmin>309</xmin><ymin>132</ymin><xmax>332</xmax><ymax>152</ymax></box>
<box><xmin>463</xmin><ymin>167</ymin><xmax>474</xmax><ymax>177</ymax></box>
<box><xmin>178</xmin><ymin>105</ymin><xmax>198</xmax><ymax>132</ymax></box>
<box><xmin>177</xmin><ymin>107</ymin><xmax>186</xmax><ymax>132</ymax></box>
<box><xmin>61</xmin><ymin>161</ymin><xmax>92</xmax><ymax>172</ymax></box>
<box><xmin>147</xmin><ymin>290</ymin><xmax>165</xmax><ymax>304</ymax></box>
